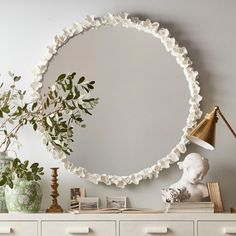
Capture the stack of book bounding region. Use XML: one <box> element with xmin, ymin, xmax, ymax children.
<box><xmin>165</xmin><ymin>202</ymin><xmax>214</xmax><ymax>213</ymax></box>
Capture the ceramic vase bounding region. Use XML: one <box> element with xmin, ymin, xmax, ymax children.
<box><xmin>0</xmin><ymin>152</ymin><xmax>12</xmax><ymax>212</ymax></box>
<box><xmin>5</xmin><ymin>178</ymin><xmax>42</xmax><ymax>213</ymax></box>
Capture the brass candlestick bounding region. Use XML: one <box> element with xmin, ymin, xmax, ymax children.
<box><xmin>46</xmin><ymin>167</ymin><xmax>63</xmax><ymax>213</ymax></box>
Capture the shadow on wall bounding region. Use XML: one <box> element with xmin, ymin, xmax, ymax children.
<box><xmin>131</xmin><ymin>12</ymin><xmax>216</xmax><ymax>114</ymax></box>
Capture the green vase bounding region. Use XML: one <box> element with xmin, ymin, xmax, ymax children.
<box><xmin>0</xmin><ymin>152</ymin><xmax>12</xmax><ymax>212</ymax></box>
<box><xmin>5</xmin><ymin>179</ymin><xmax>42</xmax><ymax>213</ymax></box>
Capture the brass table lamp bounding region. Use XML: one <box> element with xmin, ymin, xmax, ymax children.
<box><xmin>188</xmin><ymin>106</ymin><xmax>236</xmax><ymax>150</ymax></box>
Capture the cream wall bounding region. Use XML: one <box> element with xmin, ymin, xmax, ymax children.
<box><xmin>0</xmin><ymin>0</ymin><xmax>235</xmax><ymax>211</ymax></box>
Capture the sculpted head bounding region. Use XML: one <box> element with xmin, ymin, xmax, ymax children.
<box><xmin>178</xmin><ymin>153</ymin><xmax>209</xmax><ymax>184</ymax></box>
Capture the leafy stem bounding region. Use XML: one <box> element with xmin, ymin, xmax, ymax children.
<box><xmin>0</xmin><ymin>158</ymin><xmax>44</xmax><ymax>188</ymax></box>
<box><xmin>0</xmin><ymin>72</ymin><xmax>98</xmax><ymax>156</ymax></box>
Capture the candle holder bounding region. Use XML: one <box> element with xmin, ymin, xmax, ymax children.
<box><xmin>46</xmin><ymin>167</ymin><xmax>63</xmax><ymax>213</ymax></box>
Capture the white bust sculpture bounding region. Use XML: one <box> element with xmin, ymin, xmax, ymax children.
<box><xmin>162</xmin><ymin>153</ymin><xmax>209</xmax><ymax>202</ymax></box>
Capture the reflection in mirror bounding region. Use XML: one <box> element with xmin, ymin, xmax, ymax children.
<box><xmin>41</xmin><ymin>25</ymin><xmax>189</xmax><ymax>176</ymax></box>
<box><xmin>33</xmin><ymin>13</ymin><xmax>202</xmax><ymax>187</ymax></box>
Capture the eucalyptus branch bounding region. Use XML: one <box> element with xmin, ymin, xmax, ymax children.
<box><xmin>0</xmin><ymin>122</ymin><xmax>23</xmax><ymax>152</ymax></box>
<box><xmin>0</xmin><ymin>72</ymin><xmax>98</xmax><ymax>156</ymax></box>
<box><xmin>0</xmin><ymin>117</ymin><xmax>12</xmax><ymax>129</ymax></box>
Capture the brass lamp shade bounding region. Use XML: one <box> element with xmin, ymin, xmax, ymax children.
<box><xmin>188</xmin><ymin>106</ymin><xmax>236</xmax><ymax>150</ymax></box>
<box><xmin>188</xmin><ymin>108</ymin><xmax>218</xmax><ymax>150</ymax></box>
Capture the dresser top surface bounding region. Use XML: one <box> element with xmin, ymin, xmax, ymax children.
<box><xmin>0</xmin><ymin>213</ymin><xmax>236</xmax><ymax>221</ymax></box>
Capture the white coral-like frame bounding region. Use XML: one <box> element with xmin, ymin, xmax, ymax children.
<box><xmin>31</xmin><ymin>13</ymin><xmax>202</xmax><ymax>188</ymax></box>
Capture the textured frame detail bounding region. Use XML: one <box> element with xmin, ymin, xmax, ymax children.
<box><xmin>31</xmin><ymin>13</ymin><xmax>202</xmax><ymax>188</ymax></box>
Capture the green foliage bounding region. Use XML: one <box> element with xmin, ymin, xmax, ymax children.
<box><xmin>0</xmin><ymin>158</ymin><xmax>44</xmax><ymax>188</ymax></box>
<box><xmin>0</xmin><ymin>72</ymin><xmax>98</xmax><ymax>156</ymax></box>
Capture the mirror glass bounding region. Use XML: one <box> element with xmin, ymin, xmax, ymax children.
<box><xmin>41</xmin><ymin>25</ymin><xmax>189</xmax><ymax>176</ymax></box>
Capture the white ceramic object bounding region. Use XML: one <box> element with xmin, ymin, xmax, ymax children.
<box><xmin>31</xmin><ymin>13</ymin><xmax>202</xmax><ymax>188</ymax></box>
<box><xmin>163</xmin><ymin>153</ymin><xmax>209</xmax><ymax>202</ymax></box>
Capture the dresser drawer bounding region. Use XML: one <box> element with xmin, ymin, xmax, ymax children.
<box><xmin>0</xmin><ymin>221</ymin><xmax>37</xmax><ymax>236</ymax></box>
<box><xmin>198</xmin><ymin>221</ymin><xmax>236</xmax><ymax>236</ymax></box>
<box><xmin>42</xmin><ymin>221</ymin><xmax>116</xmax><ymax>236</ymax></box>
<box><xmin>120</xmin><ymin>221</ymin><xmax>193</xmax><ymax>236</ymax></box>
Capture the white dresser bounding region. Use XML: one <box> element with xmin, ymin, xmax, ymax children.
<box><xmin>0</xmin><ymin>213</ymin><xmax>236</xmax><ymax>236</ymax></box>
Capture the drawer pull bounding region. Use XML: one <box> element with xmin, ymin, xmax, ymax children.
<box><xmin>145</xmin><ymin>226</ymin><xmax>168</xmax><ymax>234</ymax></box>
<box><xmin>0</xmin><ymin>227</ymin><xmax>11</xmax><ymax>234</ymax></box>
<box><xmin>66</xmin><ymin>227</ymin><xmax>90</xmax><ymax>234</ymax></box>
<box><xmin>224</xmin><ymin>227</ymin><xmax>236</xmax><ymax>234</ymax></box>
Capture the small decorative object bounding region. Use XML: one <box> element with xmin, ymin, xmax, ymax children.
<box><xmin>161</xmin><ymin>187</ymin><xmax>190</xmax><ymax>203</ymax></box>
<box><xmin>162</xmin><ymin>153</ymin><xmax>209</xmax><ymax>202</ymax></box>
<box><xmin>188</xmin><ymin>106</ymin><xmax>236</xmax><ymax>150</ymax></box>
<box><xmin>46</xmin><ymin>167</ymin><xmax>63</xmax><ymax>213</ymax></box>
<box><xmin>207</xmin><ymin>182</ymin><xmax>224</xmax><ymax>213</ymax></box>
<box><xmin>0</xmin><ymin>152</ymin><xmax>12</xmax><ymax>212</ymax></box>
<box><xmin>70</xmin><ymin>188</ymin><xmax>86</xmax><ymax>210</ymax></box>
<box><xmin>0</xmin><ymin>158</ymin><xmax>44</xmax><ymax>213</ymax></box>
<box><xmin>79</xmin><ymin>197</ymin><xmax>99</xmax><ymax>210</ymax></box>
<box><xmin>106</xmin><ymin>196</ymin><xmax>127</xmax><ymax>209</ymax></box>
<box><xmin>230</xmin><ymin>207</ymin><xmax>236</xmax><ymax>213</ymax></box>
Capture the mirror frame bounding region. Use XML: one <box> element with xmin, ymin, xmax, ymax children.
<box><xmin>31</xmin><ymin>13</ymin><xmax>202</xmax><ymax>188</ymax></box>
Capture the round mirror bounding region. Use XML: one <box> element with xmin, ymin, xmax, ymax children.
<box><xmin>31</xmin><ymin>13</ymin><xmax>202</xmax><ymax>187</ymax></box>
